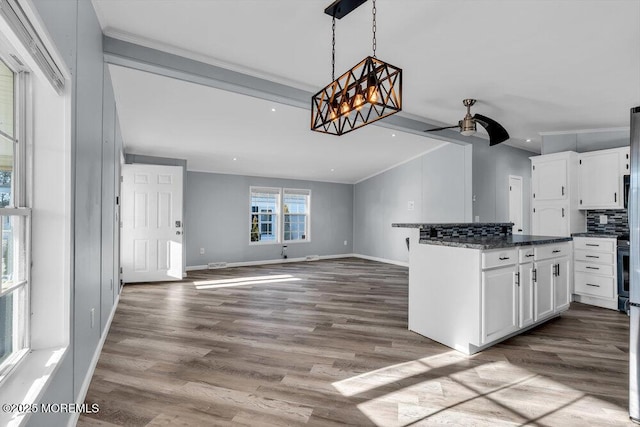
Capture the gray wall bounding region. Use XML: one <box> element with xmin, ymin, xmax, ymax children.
<box><xmin>30</xmin><ymin>1</ymin><xmax>122</xmax><ymax>424</ymax></box>
<box><xmin>186</xmin><ymin>172</ymin><xmax>353</xmax><ymax>266</ymax></box>
<box><xmin>354</xmin><ymin>143</ymin><xmax>473</xmax><ymax>263</ymax></box>
<box><xmin>542</xmin><ymin>129</ymin><xmax>629</xmax><ymax>154</ymax></box>
<box><xmin>472</xmin><ymin>141</ymin><xmax>534</xmax><ymax>232</ymax></box>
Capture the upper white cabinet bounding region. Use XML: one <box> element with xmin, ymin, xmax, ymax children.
<box><xmin>578</xmin><ymin>147</ymin><xmax>629</xmax><ymax>210</ymax></box>
<box><xmin>530</xmin><ymin>152</ymin><xmax>584</xmax><ymax>236</ymax></box>
<box><xmin>532</xmin><ymin>158</ymin><xmax>567</xmax><ymax>201</ymax></box>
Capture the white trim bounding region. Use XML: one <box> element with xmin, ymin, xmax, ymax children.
<box><xmin>183</xmin><ymin>168</ymin><xmax>355</xmax><ymax>185</ymax></box>
<box><xmin>351</xmin><ymin>253</ymin><xmax>409</xmax><ymax>267</ymax></box>
<box><xmin>69</xmin><ymin>292</ymin><xmax>121</xmax><ymax>427</ymax></box>
<box><xmin>354</xmin><ymin>142</ymin><xmax>448</xmax><ymax>184</ymax></box>
<box><xmin>185</xmin><ymin>253</ymin><xmax>408</xmax><ymax>271</ymax></box>
<box><xmin>539</xmin><ymin>127</ymin><xmax>630</xmax><ymax>136</ymax></box>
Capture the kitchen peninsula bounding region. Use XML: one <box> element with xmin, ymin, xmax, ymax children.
<box><xmin>394</xmin><ymin>222</ymin><xmax>573</xmax><ymax>354</ymax></box>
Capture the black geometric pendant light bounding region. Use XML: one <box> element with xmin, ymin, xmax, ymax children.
<box><xmin>311</xmin><ymin>0</ymin><xmax>402</xmax><ymax>136</ymax></box>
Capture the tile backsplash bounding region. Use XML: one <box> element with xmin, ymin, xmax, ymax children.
<box><xmin>420</xmin><ymin>223</ymin><xmax>513</xmax><ymax>239</ymax></box>
<box><xmin>586</xmin><ymin>209</ymin><xmax>629</xmax><ymax>235</ymax></box>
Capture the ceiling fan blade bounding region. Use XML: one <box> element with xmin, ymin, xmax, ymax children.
<box><xmin>424</xmin><ymin>125</ymin><xmax>459</xmax><ymax>132</ymax></box>
<box><xmin>473</xmin><ymin>114</ymin><xmax>510</xmax><ymax>146</ymax></box>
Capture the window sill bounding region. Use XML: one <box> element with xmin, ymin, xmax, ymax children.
<box><xmin>0</xmin><ymin>346</ymin><xmax>68</xmax><ymax>427</ymax></box>
<box><xmin>282</xmin><ymin>239</ymin><xmax>311</xmax><ymax>244</ymax></box>
<box><xmin>248</xmin><ymin>241</ymin><xmax>281</xmax><ymax>246</ymax></box>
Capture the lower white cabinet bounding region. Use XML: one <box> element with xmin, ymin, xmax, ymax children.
<box><xmin>572</xmin><ymin>237</ymin><xmax>617</xmax><ymax>310</ymax></box>
<box><xmin>480</xmin><ymin>242</ymin><xmax>571</xmax><ymax>344</ymax></box>
<box><xmin>481</xmin><ymin>266</ymin><xmax>519</xmax><ymax>344</ymax></box>
<box><xmin>534</xmin><ymin>258</ymin><xmax>556</xmax><ymax>321</ymax></box>
<box><xmin>408</xmin><ymin>237</ymin><xmax>573</xmax><ymax>355</ymax></box>
<box><xmin>518</xmin><ymin>262</ymin><xmax>534</xmax><ymax>328</ymax></box>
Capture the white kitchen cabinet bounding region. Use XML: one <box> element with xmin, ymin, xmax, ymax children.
<box><xmin>481</xmin><ymin>266</ymin><xmax>519</xmax><ymax>344</ymax></box>
<box><xmin>408</xmin><ymin>237</ymin><xmax>572</xmax><ymax>355</ymax></box>
<box><xmin>534</xmin><ymin>258</ymin><xmax>555</xmax><ymax>321</ymax></box>
<box><xmin>573</xmin><ymin>236</ymin><xmax>617</xmax><ymax>310</ymax></box>
<box><xmin>532</xmin><ymin>242</ymin><xmax>571</xmax><ymax>321</ymax></box>
<box><xmin>530</xmin><ymin>151</ymin><xmax>584</xmax><ymax>236</ymax></box>
<box><xmin>518</xmin><ymin>261</ymin><xmax>534</xmax><ymax>328</ymax></box>
<box><xmin>578</xmin><ymin>148</ymin><xmax>627</xmax><ymax>209</ymax></box>
<box><xmin>555</xmin><ymin>257</ymin><xmax>571</xmax><ymax>311</ymax></box>
<box><xmin>532</xmin><ymin>157</ymin><xmax>567</xmax><ymax>201</ymax></box>
<box><xmin>532</xmin><ymin>205</ymin><xmax>569</xmax><ymax>237</ymax></box>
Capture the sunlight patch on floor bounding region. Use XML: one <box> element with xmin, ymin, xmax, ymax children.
<box><xmin>193</xmin><ymin>274</ymin><xmax>301</xmax><ymax>289</ymax></box>
<box><xmin>334</xmin><ymin>354</ymin><xmax>624</xmax><ymax>427</ymax></box>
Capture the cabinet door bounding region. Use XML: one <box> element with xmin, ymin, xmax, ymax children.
<box><xmin>534</xmin><ymin>259</ymin><xmax>555</xmax><ymax>321</ymax></box>
<box><xmin>554</xmin><ymin>257</ymin><xmax>571</xmax><ymax>312</ymax></box>
<box><xmin>532</xmin><ymin>205</ymin><xmax>569</xmax><ymax>237</ymax></box>
<box><xmin>519</xmin><ymin>263</ymin><xmax>534</xmax><ymax>328</ymax></box>
<box><xmin>532</xmin><ymin>158</ymin><xmax>567</xmax><ymax>201</ymax></box>
<box><xmin>481</xmin><ymin>266</ymin><xmax>518</xmax><ymax>345</ymax></box>
<box><xmin>578</xmin><ymin>151</ymin><xmax>621</xmax><ymax>209</ymax></box>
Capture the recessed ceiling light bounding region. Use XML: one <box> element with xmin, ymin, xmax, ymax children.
<box><xmin>330</xmin><ymin>168</ymin><xmax>335</xmax><ymax>172</ymax></box>
<box><xmin>526</xmin><ymin>138</ymin><xmax>532</xmax><ymax>143</ymax></box>
<box><xmin>271</xmin><ymin>108</ymin><xmax>276</xmax><ymax>112</ymax></box>
<box><xmin>233</xmin><ymin>157</ymin><xmax>237</xmax><ymax>161</ymax></box>
<box><xmin>391</xmin><ymin>133</ymin><xmax>396</xmax><ymax>137</ymax></box>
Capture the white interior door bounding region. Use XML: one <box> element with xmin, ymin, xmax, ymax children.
<box><xmin>121</xmin><ymin>164</ymin><xmax>183</xmax><ymax>283</ymax></box>
<box><xmin>508</xmin><ymin>175</ymin><xmax>524</xmax><ymax>234</ymax></box>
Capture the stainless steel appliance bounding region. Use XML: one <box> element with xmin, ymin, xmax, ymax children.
<box><xmin>629</xmin><ymin>106</ymin><xmax>640</xmax><ymax>422</ymax></box>
<box><xmin>618</xmin><ymin>235</ymin><xmax>630</xmax><ymax>313</ymax></box>
<box><xmin>626</xmin><ymin>174</ymin><xmax>631</xmax><ymax>209</ymax></box>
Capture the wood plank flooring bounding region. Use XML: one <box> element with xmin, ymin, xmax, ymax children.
<box><xmin>78</xmin><ymin>257</ymin><xmax>633</xmax><ymax>426</ymax></box>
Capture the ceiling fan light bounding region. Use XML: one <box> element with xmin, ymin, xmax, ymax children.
<box><xmin>460</xmin><ymin>117</ymin><xmax>476</xmax><ymax>136</ymax></box>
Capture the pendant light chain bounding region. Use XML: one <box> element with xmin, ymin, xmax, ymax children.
<box><xmin>372</xmin><ymin>0</ymin><xmax>377</xmax><ymax>58</ymax></box>
<box><xmin>332</xmin><ymin>15</ymin><xmax>336</xmax><ymax>81</ymax></box>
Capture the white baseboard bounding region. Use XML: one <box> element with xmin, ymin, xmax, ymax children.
<box><xmin>186</xmin><ymin>253</ymin><xmax>408</xmax><ymax>271</ymax></box>
<box><xmin>352</xmin><ymin>253</ymin><xmax>409</xmax><ymax>267</ymax></box>
<box><xmin>69</xmin><ymin>292</ymin><xmax>121</xmax><ymax>427</ymax></box>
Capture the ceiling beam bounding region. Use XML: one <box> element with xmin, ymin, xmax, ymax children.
<box><xmin>103</xmin><ymin>36</ymin><xmax>486</xmax><ymax>146</ymax></box>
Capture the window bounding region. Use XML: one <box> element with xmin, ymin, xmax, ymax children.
<box><xmin>249</xmin><ymin>187</ymin><xmax>311</xmax><ymax>244</ymax></box>
<box><xmin>250</xmin><ymin>187</ymin><xmax>280</xmax><ymax>243</ymax></box>
<box><xmin>0</xmin><ymin>56</ymin><xmax>30</xmax><ymax>381</ymax></box>
<box><xmin>283</xmin><ymin>189</ymin><xmax>310</xmax><ymax>242</ymax></box>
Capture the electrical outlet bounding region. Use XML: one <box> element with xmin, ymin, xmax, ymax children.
<box><xmin>200</xmin><ymin>248</ymin><xmax>205</xmax><ymax>255</ymax></box>
<box><xmin>475</xmin><ymin>216</ymin><xmax>480</xmax><ymax>222</ymax></box>
<box><xmin>407</xmin><ymin>201</ymin><xmax>415</xmax><ymax>211</ymax></box>
<box><xmin>599</xmin><ymin>215</ymin><xmax>608</xmax><ymax>224</ymax></box>
<box><xmin>90</xmin><ymin>308</ymin><xmax>95</xmax><ymax>329</ymax></box>
<box><xmin>344</xmin><ymin>240</ymin><xmax>348</xmax><ymax>246</ymax></box>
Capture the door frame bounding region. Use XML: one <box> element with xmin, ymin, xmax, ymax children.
<box><xmin>508</xmin><ymin>175</ymin><xmax>524</xmax><ymax>235</ymax></box>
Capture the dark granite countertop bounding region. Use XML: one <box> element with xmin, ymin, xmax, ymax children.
<box><xmin>572</xmin><ymin>232</ymin><xmax>620</xmax><ymax>239</ymax></box>
<box><xmin>419</xmin><ymin>234</ymin><xmax>572</xmax><ymax>250</ymax></box>
<box><xmin>392</xmin><ymin>222</ymin><xmax>513</xmax><ymax>229</ymax></box>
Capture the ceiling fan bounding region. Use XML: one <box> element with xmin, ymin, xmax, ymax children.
<box><xmin>424</xmin><ymin>99</ymin><xmax>510</xmax><ymax>146</ymax></box>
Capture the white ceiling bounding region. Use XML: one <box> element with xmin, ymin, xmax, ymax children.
<box><xmin>93</xmin><ymin>0</ymin><xmax>640</xmax><ymax>182</ymax></box>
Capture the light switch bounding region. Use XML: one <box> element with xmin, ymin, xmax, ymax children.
<box><xmin>408</xmin><ymin>201</ymin><xmax>415</xmax><ymax>211</ymax></box>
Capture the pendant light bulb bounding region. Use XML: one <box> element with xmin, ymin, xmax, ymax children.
<box><xmin>330</xmin><ymin>99</ymin><xmax>339</xmax><ymax>121</ymax></box>
<box><xmin>353</xmin><ymin>87</ymin><xmax>365</xmax><ymax>110</ymax></box>
<box><xmin>367</xmin><ymin>73</ymin><xmax>378</xmax><ymax>104</ymax></box>
<box><xmin>340</xmin><ymin>93</ymin><xmax>351</xmax><ymax>115</ymax></box>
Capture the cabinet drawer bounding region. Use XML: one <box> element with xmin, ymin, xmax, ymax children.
<box><xmin>574</xmin><ymin>272</ymin><xmax>615</xmax><ymax>299</ymax></box>
<box><xmin>482</xmin><ymin>249</ymin><xmax>517</xmax><ymax>269</ymax></box>
<box><xmin>574</xmin><ymin>250</ymin><xmax>615</xmax><ymax>265</ymax></box>
<box><xmin>519</xmin><ymin>247</ymin><xmax>535</xmax><ymax>263</ymax></box>
<box><xmin>535</xmin><ymin>243</ymin><xmax>570</xmax><ymax>261</ymax></box>
<box><xmin>574</xmin><ymin>238</ymin><xmax>615</xmax><ymax>253</ymax></box>
<box><xmin>574</xmin><ymin>262</ymin><xmax>614</xmax><ymax>276</ymax></box>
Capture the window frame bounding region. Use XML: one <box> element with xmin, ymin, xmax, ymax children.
<box><xmin>0</xmin><ymin>49</ymin><xmax>31</xmax><ymax>384</ymax></box>
<box><xmin>282</xmin><ymin>188</ymin><xmax>311</xmax><ymax>243</ymax></box>
<box><xmin>249</xmin><ymin>186</ymin><xmax>281</xmax><ymax>245</ymax></box>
